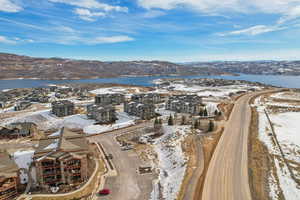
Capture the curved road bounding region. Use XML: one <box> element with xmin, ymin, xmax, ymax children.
<box><xmin>202</xmin><ymin>92</ymin><xmax>262</xmax><ymax>200</ymax></box>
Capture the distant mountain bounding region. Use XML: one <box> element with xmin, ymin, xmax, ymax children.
<box><xmin>0</xmin><ymin>53</ymin><xmax>231</xmax><ymax>80</ymax></box>
<box><xmin>187</xmin><ymin>61</ymin><xmax>300</xmax><ymax>75</ymax></box>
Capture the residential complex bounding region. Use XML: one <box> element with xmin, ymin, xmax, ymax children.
<box><xmin>124</xmin><ymin>101</ymin><xmax>156</xmax><ymax>120</ymax></box>
<box><xmin>95</xmin><ymin>94</ymin><xmax>125</xmax><ymax>106</ymax></box>
<box><xmin>166</xmin><ymin>95</ymin><xmax>203</xmax><ymax>115</ymax></box>
<box><xmin>87</xmin><ymin>104</ymin><xmax>117</xmax><ymax>124</ymax></box>
<box><xmin>33</xmin><ymin>128</ymin><xmax>90</xmax><ymax>192</ymax></box>
<box><xmin>51</xmin><ymin>100</ymin><xmax>75</xmax><ymax>117</ymax></box>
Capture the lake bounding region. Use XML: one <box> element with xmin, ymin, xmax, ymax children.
<box><xmin>1</xmin><ymin>74</ymin><xmax>300</xmax><ymax>91</ymax></box>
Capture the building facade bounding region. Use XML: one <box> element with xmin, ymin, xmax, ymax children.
<box><xmin>0</xmin><ymin>122</ymin><xmax>37</xmax><ymax>139</ymax></box>
<box><xmin>51</xmin><ymin>100</ymin><xmax>75</xmax><ymax>117</ymax></box>
<box><xmin>14</xmin><ymin>101</ymin><xmax>32</xmax><ymax>111</ymax></box>
<box><xmin>87</xmin><ymin>104</ymin><xmax>117</xmax><ymax>124</ymax></box>
<box><xmin>124</xmin><ymin>102</ymin><xmax>156</xmax><ymax>120</ymax></box>
<box><xmin>166</xmin><ymin>95</ymin><xmax>203</xmax><ymax>115</ymax></box>
<box><xmin>33</xmin><ymin>128</ymin><xmax>90</xmax><ymax>191</ymax></box>
<box><xmin>131</xmin><ymin>93</ymin><xmax>162</xmax><ymax>104</ymax></box>
<box><xmin>95</xmin><ymin>94</ymin><xmax>124</xmax><ymax>106</ymax></box>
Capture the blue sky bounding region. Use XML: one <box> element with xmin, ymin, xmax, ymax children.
<box><xmin>1</xmin><ymin>0</ymin><xmax>300</xmax><ymax>62</ymax></box>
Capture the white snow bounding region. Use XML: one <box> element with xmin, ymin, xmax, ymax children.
<box><xmin>83</xmin><ymin>112</ymin><xmax>137</xmax><ymax>135</ymax></box>
<box><xmin>44</xmin><ymin>139</ymin><xmax>59</xmax><ymax>150</ymax></box>
<box><xmin>205</xmin><ymin>102</ymin><xmax>219</xmax><ymax>116</ymax></box>
<box><xmin>0</xmin><ymin>110</ymin><xmax>95</xmax><ymax>131</ymax></box>
<box><xmin>270</xmin><ymin>112</ymin><xmax>300</xmax><ymax>163</ymax></box>
<box><xmin>255</xmin><ymin>94</ymin><xmax>300</xmax><ymax>200</ymax></box>
<box><xmin>0</xmin><ymin>106</ymin><xmax>14</xmax><ymax>114</ymax></box>
<box><xmin>271</xmin><ymin>92</ymin><xmax>300</xmax><ymax>101</ymax></box>
<box><xmin>274</xmin><ymin>157</ymin><xmax>300</xmax><ymax>200</ymax></box>
<box><xmin>89</xmin><ymin>87</ymin><xmax>141</xmax><ymax>95</ymax></box>
<box><xmin>13</xmin><ymin>150</ymin><xmax>35</xmax><ymax>184</ymax></box>
<box><xmin>150</xmin><ymin>125</ymin><xmax>189</xmax><ymax>200</ymax></box>
<box><xmin>158</xmin><ymin>82</ymin><xmax>255</xmax><ymax>99</ymax></box>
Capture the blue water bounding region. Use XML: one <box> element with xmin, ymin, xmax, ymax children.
<box><xmin>1</xmin><ymin>74</ymin><xmax>300</xmax><ymax>90</ymax></box>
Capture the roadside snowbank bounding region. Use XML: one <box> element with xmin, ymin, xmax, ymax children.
<box><xmin>255</xmin><ymin>94</ymin><xmax>300</xmax><ymax>200</ymax></box>
<box><xmin>150</xmin><ymin>125</ymin><xmax>189</xmax><ymax>200</ymax></box>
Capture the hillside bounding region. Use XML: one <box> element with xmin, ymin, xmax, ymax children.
<box><xmin>187</xmin><ymin>61</ymin><xmax>300</xmax><ymax>75</ymax></box>
<box><xmin>0</xmin><ymin>53</ymin><xmax>230</xmax><ymax>80</ymax></box>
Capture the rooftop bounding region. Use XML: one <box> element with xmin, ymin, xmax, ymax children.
<box><xmin>0</xmin><ymin>151</ymin><xmax>19</xmax><ymax>178</ymax></box>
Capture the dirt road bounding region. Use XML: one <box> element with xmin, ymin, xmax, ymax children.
<box><xmin>183</xmin><ymin>135</ymin><xmax>204</xmax><ymax>200</ymax></box>
<box><xmin>202</xmin><ymin>92</ymin><xmax>259</xmax><ymax>200</ymax></box>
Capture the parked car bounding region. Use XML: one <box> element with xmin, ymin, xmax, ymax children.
<box><xmin>121</xmin><ymin>145</ymin><xmax>133</xmax><ymax>151</ymax></box>
<box><xmin>99</xmin><ymin>188</ymin><xmax>110</xmax><ymax>195</ymax></box>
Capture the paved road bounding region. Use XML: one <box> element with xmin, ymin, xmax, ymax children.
<box><xmin>202</xmin><ymin>92</ymin><xmax>259</xmax><ymax>200</ymax></box>
<box><xmin>90</xmin><ymin>122</ymin><xmax>154</xmax><ymax>200</ymax></box>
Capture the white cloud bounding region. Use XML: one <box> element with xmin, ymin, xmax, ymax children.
<box><xmin>0</xmin><ymin>35</ymin><xmax>35</xmax><ymax>44</ymax></box>
<box><xmin>219</xmin><ymin>25</ymin><xmax>285</xmax><ymax>36</ymax></box>
<box><xmin>49</xmin><ymin>0</ymin><xmax>128</xmax><ymax>12</ymax></box>
<box><xmin>143</xmin><ymin>10</ymin><xmax>166</xmax><ymax>18</ymax></box>
<box><xmin>87</xmin><ymin>35</ymin><xmax>134</xmax><ymax>44</ymax></box>
<box><xmin>278</xmin><ymin>5</ymin><xmax>300</xmax><ymax>23</ymax></box>
<box><xmin>74</xmin><ymin>8</ymin><xmax>105</xmax><ymax>21</ymax></box>
<box><xmin>53</xmin><ymin>35</ymin><xmax>134</xmax><ymax>45</ymax></box>
<box><xmin>0</xmin><ymin>35</ymin><xmax>17</xmax><ymax>44</ymax></box>
<box><xmin>138</xmin><ymin>0</ymin><xmax>248</xmax><ymax>13</ymax></box>
<box><xmin>55</xmin><ymin>25</ymin><xmax>77</xmax><ymax>33</ymax></box>
<box><xmin>0</xmin><ymin>0</ymin><xmax>22</xmax><ymax>12</ymax></box>
<box><xmin>138</xmin><ymin>0</ymin><xmax>300</xmax><ymax>14</ymax></box>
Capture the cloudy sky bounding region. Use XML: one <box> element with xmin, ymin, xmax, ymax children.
<box><xmin>1</xmin><ymin>0</ymin><xmax>300</xmax><ymax>61</ymax></box>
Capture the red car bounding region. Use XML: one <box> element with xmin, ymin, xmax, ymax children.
<box><xmin>99</xmin><ymin>189</ymin><xmax>110</xmax><ymax>195</ymax></box>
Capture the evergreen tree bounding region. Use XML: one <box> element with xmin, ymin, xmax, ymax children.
<box><xmin>154</xmin><ymin>117</ymin><xmax>159</xmax><ymax>125</ymax></box>
<box><xmin>214</xmin><ymin>110</ymin><xmax>219</xmax><ymax>116</ymax></box>
<box><xmin>168</xmin><ymin>115</ymin><xmax>174</xmax><ymax>126</ymax></box>
<box><xmin>181</xmin><ymin>115</ymin><xmax>186</xmax><ymax>125</ymax></box>
<box><xmin>199</xmin><ymin>109</ymin><xmax>204</xmax><ymax>117</ymax></box>
<box><xmin>208</xmin><ymin>120</ymin><xmax>214</xmax><ymax>132</ymax></box>
<box><xmin>204</xmin><ymin>108</ymin><xmax>208</xmax><ymax>117</ymax></box>
<box><xmin>194</xmin><ymin>120</ymin><xmax>199</xmax><ymax>129</ymax></box>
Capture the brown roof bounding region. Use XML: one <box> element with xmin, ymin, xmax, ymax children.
<box><xmin>0</xmin><ymin>152</ymin><xmax>19</xmax><ymax>177</ymax></box>
<box><xmin>34</xmin><ymin>127</ymin><xmax>89</xmax><ymax>160</ymax></box>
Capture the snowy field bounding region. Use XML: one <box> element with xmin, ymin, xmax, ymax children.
<box><xmin>90</xmin><ymin>87</ymin><xmax>142</xmax><ymax>95</ymax></box>
<box><xmin>0</xmin><ymin>110</ymin><xmax>95</xmax><ymax>131</ymax></box>
<box><xmin>271</xmin><ymin>92</ymin><xmax>300</xmax><ymax>101</ymax></box>
<box><xmin>255</xmin><ymin>95</ymin><xmax>300</xmax><ymax>200</ymax></box>
<box><xmin>83</xmin><ymin>112</ymin><xmax>137</xmax><ymax>135</ymax></box>
<box><xmin>150</xmin><ymin>125</ymin><xmax>189</xmax><ymax>200</ymax></box>
<box><xmin>158</xmin><ymin>82</ymin><xmax>256</xmax><ymax>98</ymax></box>
<box><xmin>1</xmin><ymin>109</ymin><xmax>137</xmax><ymax>135</ymax></box>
